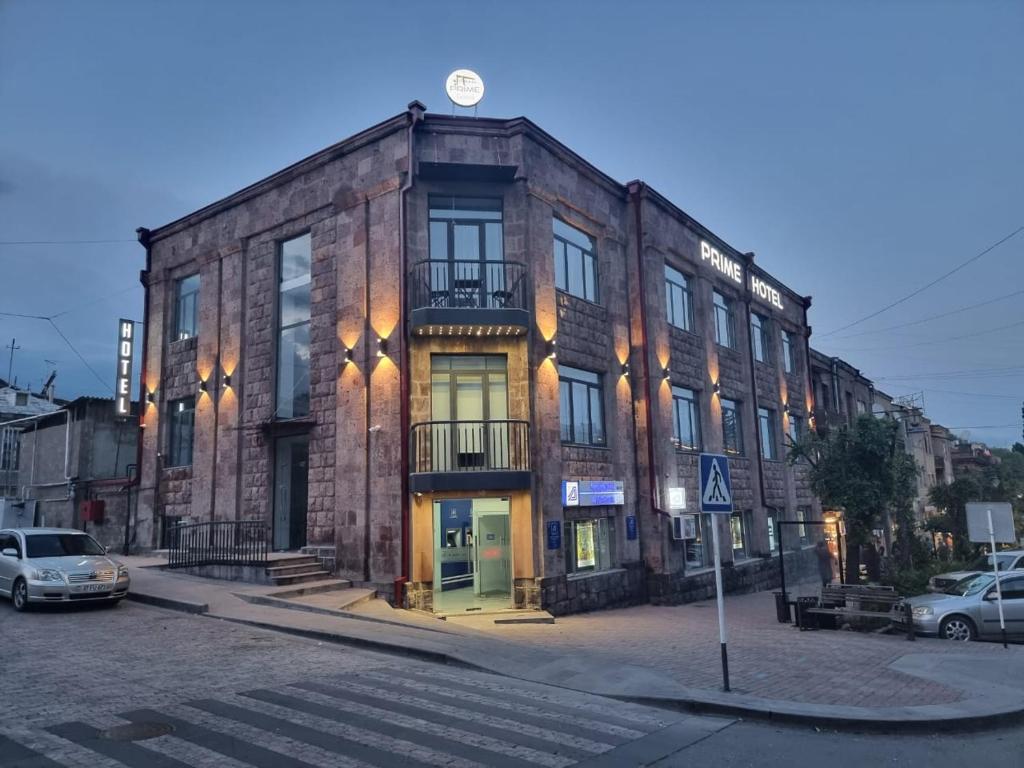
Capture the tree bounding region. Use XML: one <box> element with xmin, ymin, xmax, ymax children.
<box><xmin>928</xmin><ymin>477</ymin><xmax>980</xmax><ymax>561</ymax></box>
<box><xmin>789</xmin><ymin>415</ymin><xmax>918</xmax><ymax>583</ymax></box>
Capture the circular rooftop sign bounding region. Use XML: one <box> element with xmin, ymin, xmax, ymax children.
<box><xmin>445</xmin><ymin>69</ymin><xmax>485</xmax><ymax>108</ymax></box>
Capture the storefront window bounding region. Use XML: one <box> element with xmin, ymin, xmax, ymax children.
<box><xmin>767</xmin><ymin>512</ymin><xmax>777</xmax><ymax>554</ymax></box>
<box><xmin>796</xmin><ymin>506</ymin><xmax>810</xmax><ymax>545</ymax></box>
<box><xmin>730</xmin><ymin>512</ymin><xmax>747</xmax><ymax>559</ymax></box>
<box><xmin>565</xmin><ymin>517</ymin><xmax>616</xmax><ymax>575</ymax></box>
<box><xmin>684</xmin><ymin>513</ymin><xmax>715</xmax><ymax>570</ymax></box>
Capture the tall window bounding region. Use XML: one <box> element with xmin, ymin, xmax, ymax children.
<box><xmin>554</xmin><ymin>218</ymin><xmax>598</xmax><ymax>302</ymax></box>
<box><xmin>565</xmin><ymin>517</ymin><xmax>616</xmax><ymax>574</ymax></box>
<box><xmin>796</xmin><ymin>506</ymin><xmax>810</xmax><ymax>545</ymax></box>
<box><xmin>751</xmin><ymin>313</ymin><xmax>770</xmax><ymax>363</ymax></box>
<box><xmin>684</xmin><ymin>513</ymin><xmax>714</xmax><ymax>570</ymax></box>
<box><xmin>713</xmin><ymin>291</ymin><xmax>735</xmax><ymax>349</ymax></box>
<box><xmin>559</xmin><ymin>365</ymin><xmax>605</xmax><ymax>445</ymax></box>
<box><xmin>781</xmin><ymin>330</ymin><xmax>796</xmax><ymax>374</ymax></box>
<box><xmin>671</xmin><ymin>386</ymin><xmax>700</xmax><ymax>450</ymax></box>
<box><xmin>428</xmin><ymin>197</ymin><xmax>504</xmax><ymax>308</ymax></box>
<box><xmin>665</xmin><ymin>264</ymin><xmax>693</xmax><ymax>332</ymax></box>
<box><xmin>730</xmin><ymin>512</ymin><xmax>747</xmax><ymax>559</ymax></box>
<box><xmin>174</xmin><ymin>274</ymin><xmax>200</xmax><ymax>341</ymax></box>
<box><xmin>758</xmin><ymin>407</ymin><xmax>777</xmax><ymax>460</ymax></box>
<box><xmin>167</xmin><ymin>397</ymin><xmax>195</xmax><ymax>467</ymax></box>
<box><xmin>277</xmin><ymin>234</ymin><xmax>311</xmax><ymax>419</ymax></box>
<box><xmin>767</xmin><ymin>512</ymin><xmax>777</xmax><ymax>553</ymax></box>
<box><xmin>721</xmin><ymin>398</ymin><xmax>743</xmax><ymax>455</ymax></box>
<box><xmin>787</xmin><ymin>414</ymin><xmax>803</xmax><ymax>447</ymax></box>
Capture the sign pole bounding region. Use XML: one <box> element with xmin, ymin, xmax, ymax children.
<box><xmin>710</xmin><ymin>517</ymin><xmax>730</xmax><ymax>691</ymax></box>
<box><xmin>987</xmin><ymin>508</ymin><xmax>1008</xmax><ymax>649</ymax></box>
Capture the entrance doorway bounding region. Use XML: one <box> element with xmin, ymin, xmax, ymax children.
<box><xmin>433</xmin><ymin>497</ymin><xmax>512</xmax><ymax>613</ymax></box>
<box><xmin>273</xmin><ymin>434</ymin><xmax>309</xmax><ymax>550</ymax></box>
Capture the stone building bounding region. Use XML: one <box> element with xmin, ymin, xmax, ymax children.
<box><xmin>809</xmin><ymin>349</ymin><xmax>874</xmax><ymax>432</ymax></box>
<box><xmin>135</xmin><ymin>103</ymin><xmax>820</xmax><ymax>615</ymax></box>
<box><xmin>0</xmin><ymin>378</ymin><xmax>62</xmax><ymax>498</ymax></box>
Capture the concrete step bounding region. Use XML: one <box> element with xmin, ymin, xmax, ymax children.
<box><xmin>265</xmin><ymin>579</ymin><xmax>353</xmax><ymax>599</ymax></box>
<box><xmin>441</xmin><ymin>609</ymin><xmax>555</xmax><ymax>625</ymax></box>
<box><xmin>266</xmin><ymin>554</ymin><xmax>320</xmax><ymax>567</ymax></box>
<box><xmin>270</xmin><ymin>570</ymin><xmax>332</xmax><ymax>586</ymax></box>
<box><xmin>265</xmin><ymin>562</ymin><xmax>325</xmax><ymax>578</ymax></box>
<box><xmin>291</xmin><ymin>588</ymin><xmax>377</xmax><ymax>612</ymax></box>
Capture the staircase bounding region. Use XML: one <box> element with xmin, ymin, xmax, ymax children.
<box><xmin>264</xmin><ymin>554</ymin><xmax>332</xmax><ymax>587</ymax></box>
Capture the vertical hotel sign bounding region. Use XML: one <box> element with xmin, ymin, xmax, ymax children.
<box><xmin>114</xmin><ymin>318</ymin><xmax>134</xmax><ymax>419</ymax></box>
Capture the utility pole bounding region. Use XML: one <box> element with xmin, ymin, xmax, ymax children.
<box><xmin>5</xmin><ymin>338</ymin><xmax>19</xmax><ymax>384</ymax></box>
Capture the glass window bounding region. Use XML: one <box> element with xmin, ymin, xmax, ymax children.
<box><xmin>558</xmin><ymin>365</ymin><xmax>605</xmax><ymax>446</ymax></box>
<box><xmin>671</xmin><ymin>386</ymin><xmax>700</xmax><ymax>450</ymax></box>
<box><xmin>25</xmin><ymin>533</ymin><xmax>104</xmax><ymax>558</ymax></box>
<box><xmin>796</xmin><ymin>507</ymin><xmax>809</xmax><ymax>545</ymax></box>
<box><xmin>751</xmin><ymin>313</ymin><xmax>770</xmax><ymax>363</ymax></box>
<box><xmin>665</xmin><ymin>264</ymin><xmax>693</xmax><ymax>332</ymax></box>
<box><xmin>167</xmin><ymin>397</ymin><xmax>195</xmax><ymax>467</ymax></box>
<box><xmin>721</xmin><ymin>398</ymin><xmax>743</xmax><ymax>455</ymax></box>
<box><xmin>174</xmin><ymin>273</ymin><xmax>200</xmax><ymax>341</ymax></box>
<box><xmin>758</xmin><ymin>407</ymin><xmax>777</xmax><ymax>460</ymax></box>
<box><xmin>857</xmin><ymin>400</ymin><xmax>868</xmax><ymax>415</ymax></box>
<box><xmin>767</xmin><ymin>512</ymin><xmax>777</xmax><ymax>553</ymax></box>
<box><xmin>787</xmin><ymin>414</ymin><xmax>803</xmax><ymax>447</ymax></box>
<box><xmin>782</xmin><ymin>330</ymin><xmax>796</xmax><ymax>374</ymax></box>
<box><xmin>684</xmin><ymin>513</ymin><xmax>715</xmax><ymax>569</ymax></box>
<box><xmin>554</xmin><ymin>218</ymin><xmax>598</xmax><ymax>302</ymax></box>
<box><xmin>565</xmin><ymin>517</ymin><xmax>616</xmax><ymax>574</ymax></box>
<box><xmin>14</xmin><ymin>392</ymin><xmax>28</xmax><ymax>407</ymax></box>
<box><xmin>730</xmin><ymin>513</ymin><xmax>746</xmax><ymax>559</ymax></box>
<box><xmin>277</xmin><ymin>234</ymin><xmax>311</xmax><ymax>419</ymax></box>
<box><xmin>713</xmin><ymin>291</ymin><xmax>735</xmax><ymax>349</ymax></box>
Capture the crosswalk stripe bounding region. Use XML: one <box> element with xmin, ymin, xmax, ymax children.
<box><xmin>243</xmin><ymin>687</ymin><xmax>569</xmax><ymax>768</ymax></box>
<box><xmin>0</xmin><ymin>732</ymin><xmax>63</xmax><ymax>768</ymax></box>
<box><xmin>44</xmin><ymin>722</ymin><xmax>191</xmax><ymax>768</ymax></box>
<box><xmin>294</xmin><ymin>679</ymin><xmax>605</xmax><ymax>758</ymax></box>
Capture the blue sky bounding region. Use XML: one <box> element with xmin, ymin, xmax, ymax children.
<box><xmin>1</xmin><ymin>0</ymin><xmax>1021</xmax><ymax>445</ymax></box>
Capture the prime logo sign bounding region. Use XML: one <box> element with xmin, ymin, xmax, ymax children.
<box><xmin>114</xmin><ymin>318</ymin><xmax>134</xmax><ymax>418</ymax></box>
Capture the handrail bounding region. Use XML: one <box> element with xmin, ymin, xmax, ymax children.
<box><xmin>410</xmin><ymin>259</ymin><xmax>528</xmax><ymax>312</ymax></box>
<box><xmin>167</xmin><ymin>520</ymin><xmax>268</xmax><ymax>569</ymax></box>
<box><xmin>410</xmin><ymin>419</ymin><xmax>530</xmax><ymax>474</ymax></box>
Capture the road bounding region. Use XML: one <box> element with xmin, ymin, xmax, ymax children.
<box><xmin>1</xmin><ymin>599</ymin><xmax>1021</xmax><ymax>767</ymax></box>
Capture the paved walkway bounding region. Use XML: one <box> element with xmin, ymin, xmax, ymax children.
<box><xmin>123</xmin><ymin>558</ymin><xmax>1024</xmax><ymax>728</ymax></box>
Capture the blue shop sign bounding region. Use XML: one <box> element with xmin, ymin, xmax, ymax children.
<box><xmin>546</xmin><ymin>521</ymin><xmax>562</xmax><ymax>550</ymax></box>
<box><xmin>562</xmin><ymin>480</ymin><xmax>625</xmax><ymax>507</ymax></box>
<box><xmin>626</xmin><ymin>515</ymin><xmax>637</xmax><ymax>540</ymax></box>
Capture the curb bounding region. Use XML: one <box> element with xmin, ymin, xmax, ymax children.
<box><xmin>127</xmin><ymin>590</ymin><xmax>208</xmax><ymax>615</ymax></box>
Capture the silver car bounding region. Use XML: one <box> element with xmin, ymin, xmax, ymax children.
<box><xmin>927</xmin><ymin>550</ymin><xmax>1024</xmax><ymax>593</ymax></box>
<box><xmin>896</xmin><ymin>570</ymin><xmax>1024</xmax><ymax>641</ymax></box>
<box><xmin>0</xmin><ymin>528</ymin><xmax>130</xmax><ymax>611</ymax></box>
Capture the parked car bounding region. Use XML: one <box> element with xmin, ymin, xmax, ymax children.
<box><xmin>896</xmin><ymin>570</ymin><xmax>1024</xmax><ymax>641</ymax></box>
<box><xmin>0</xmin><ymin>528</ymin><xmax>129</xmax><ymax>611</ymax></box>
<box><xmin>927</xmin><ymin>549</ymin><xmax>1024</xmax><ymax>593</ymax></box>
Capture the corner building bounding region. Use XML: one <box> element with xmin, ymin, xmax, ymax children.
<box><xmin>136</xmin><ymin>103</ymin><xmax>820</xmax><ymax>615</ymax></box>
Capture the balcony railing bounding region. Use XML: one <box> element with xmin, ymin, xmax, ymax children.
<box><xmin>411</xmin><ymin>419</ymin><xmax>530</xmax><ymax>475</ymax></box>
<box><xmin>411</xmin><ymin>259</ymin><xmax>528</xmax><ymax>313</ymax></box>
<box><xmin>167</xmin><ymin>520</ymin><xmax>268</xmax><ymax>569</ymax></box>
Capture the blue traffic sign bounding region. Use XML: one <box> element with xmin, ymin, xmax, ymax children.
<box><xmin>699</xmin><ymin>453</ymin><xmax>733</xmax><ymax>514</ymax></box>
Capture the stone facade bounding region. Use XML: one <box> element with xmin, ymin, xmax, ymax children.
<box><xmin>136</xmin><ymin>104</ymin><xmax>822</xmax><ymax>615</ymax></box>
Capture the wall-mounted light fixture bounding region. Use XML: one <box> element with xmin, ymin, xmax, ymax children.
<box><xmin>545</xmin><ymin>338</ymin><xmax>557</xmax><ymax>359</ymax></box>
<box><xmin>783</xmin><ymin>402</ymin><xmax>791</xmax><ymax>414</ymax></box>
<box><xmin>198</xmin><ymin>379</ymin><xmax>208</xmax><ymax>394</ymax></box>
<box><xmin>662</xmin><ymin>367</ymin><xmax>671</xmax><ymax>381</ymax></box>
<box><xmin>376</xmin><ymin>337</ymin><xmax>388</xmax><ymax>358</ymax></box>
<box><xmin>342</xmin><ymin>347</ymin><xmax>353</xmax><ymax>364</ymax></box>
<box><xmin>146</xmin><ymin>391</ymin><xmax>156</xmax><ymax>405</ymax></box>
<box><xmin>222</xmin><ymin>373</ymin><xmax>232</xmax><ymax>389</ymax></box>
<box><xmin>621</xmin><ymin>362</ymin><xmax>630</xmax><ymax>377</ymax></box>
<box><xmin>712</xmin><ymin>381</ymin><xmax>721</xmax><ymax>394</ymax></box>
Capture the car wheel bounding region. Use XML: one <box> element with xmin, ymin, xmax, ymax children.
<box><xmin>11</xmin><ymin>578</ymin><xmax>29</xmax><ymax>612</ymax></box>
<box><xmin>939</xmin><ymin>615</ymin><xmax>976</xmax><ymax>642</ymax></box>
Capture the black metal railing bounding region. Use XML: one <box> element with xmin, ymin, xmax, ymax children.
<box><xmin>411</xmin><ymin>259</ymin><xmax>528</xmax><ymax>312</ymax></box>
<box><xmin>167</xmin><ymin>520</ymin><xmax>269</xmax><ymax>569</ymax></box>
<box><xmin>411</xmin><ymin>419</ymin><xmax>530</xmax><ymax>474</ymax></box>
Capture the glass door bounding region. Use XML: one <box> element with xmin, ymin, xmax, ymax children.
<box><xmin>473</xmin><ymin>500</ymin><xmax>511</xmax><ymax>599</ymax></box>
<box><xmin>273</xmin><ymin>434</ymin><xmax>309</xmax><ymax>550</ymax></box>
<box><xmin>430</xmin><ymin>356</ymin><xmax>508</xmax><ymax>473</ymax></box>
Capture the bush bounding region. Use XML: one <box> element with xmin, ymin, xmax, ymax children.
<box><xmin>881</xmin><ymin>559</ymin><xmax>973</xmax><ymax>597</ymax></box>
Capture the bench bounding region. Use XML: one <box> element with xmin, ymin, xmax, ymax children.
<box><xmin>797</xmin><ymin>585</ymin><xmax>903</xmax><ymax>631</ymax></box>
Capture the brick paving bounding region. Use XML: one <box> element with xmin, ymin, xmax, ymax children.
<box><xmin>0</xmin><ymin>599</ymin><xmax>726</xmax><ymax>767</ymax></box>
<box><xmin>454</xmin><ymin>586</ymin><xmax>1024</xmax><ymax>707</ymax></box>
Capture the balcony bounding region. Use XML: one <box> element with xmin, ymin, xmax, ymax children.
<box><xmin>410</xmin><ymin>260</ymin><xmax>529</xmax><ymax>336</ymax></box>
<box><xmin>410</xmin><ymin>419</ymin><xmax>531</xmax><ymax>492</ymax></box>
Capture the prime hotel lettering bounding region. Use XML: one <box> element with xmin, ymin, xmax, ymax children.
<box><xmin>114</xmin><ymin>318</ymin><xmax>134</xmax><ymax>418</ymax></box>
<box><xmin>700</xmin><ymin>240</ymin><xmax>784</xmax><ymax>310</ymax></box>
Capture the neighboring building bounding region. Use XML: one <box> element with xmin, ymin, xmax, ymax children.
<box><xmin>135</xmin><ymin>103</ymin><xmax>820</xmax><ymax>615</ymax></box>
<box><xmin>808</xmin><ymin>350</ymin><xmax>873</xmax><ymax>433</ymax></box>
<box><xmin>951</xmin><ymin>440</ymin><xmax>1000</xmax><ymax>478</ymax></box>
<box><xmin>0</xmin><ymin>378</ymin><xmax>62</xmax><ymax>497</ymax></box>
<box><xmin>14</xmin><ymin>397</ymin><xmax>139</xmax><ymax>550</ymax></box>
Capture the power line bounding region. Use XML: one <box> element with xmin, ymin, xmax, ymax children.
<box><xmin>913</xmin><ymin>388</ymin><xmax>1023</xmax><ymax>401</ymax></box>
<box><xmin>46</xmin><ymin>318</ymin><xmax>111</xmax><ymax>393</ymax></box>
<box><xmin>874</xmin><ymin>365</ymin><xmax>1024</xmax><ymax>382</ymax></box>
<box><xmin>826</xmin><ymin>318</ymin><xmax>1024</xmax><ymax>353</ymax></box>
<box><xmin>827</xmin><ymin>288</ymin><xmax>1024</xmax><ymax>340</ymax></box>
<box><xmin>944</xmin><ymin>423</ymin><xmax>1020</xmax><ymax>430</ymax></box>
<box><xmin>817</xmin><ymin>225</ymin><xmax>1024</xmax><ymax>337</ymax></box>
<box><xmin>50</xmin><ymin>284</ymin><xmax>139</xmax><ymax>319</ymax></box>
<box><xmin>0</xmin><ymin>239</ymin><xmax>135</xmax><ymax>245</ymax></box>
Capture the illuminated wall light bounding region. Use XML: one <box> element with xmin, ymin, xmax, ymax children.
<box><xmin>342</xmin><ymin>347</ymin><xmax>353</xmax><ymax>364</ymax></box>
<box><xmin>376</xmin><ymin>337</ymin><xmax>388</xmax><ymax>357</ymax></box>
<box><xmin>662</xmin><ymin>367</ymin><xmax>671</xmax><ymax>381</ymax></box>
<box><xmin>545</xmin><ymin>338</ymin><xmax>557</xmax><ymax>359</ymax></box>
<box><xmin>198</xmin><ymin>379</ymin><xmax>209</xmax><ymax>393</ymax></box>
<box><xmin>222</xmin><ymin>373</ymin><xmax>232</xmax><ymax>389</ymax></box>
<box><xmin>146</xmin><ymin>391</ymin><xmax>156</xmax><ymax>405</ymax></box>
<box><xmin>621</xmin><ymin>362</ymin><xmax>631</xmax><ymax>377</ymax></box>
<box><xmin>783</xmin><ymin>402</ymin><xmax>791</xmax><ymax>414</ymax></box>
<box><xmin>712</xmin><ymin>381</ymin><xmax>721</xmax><ymax>394</ymax></box>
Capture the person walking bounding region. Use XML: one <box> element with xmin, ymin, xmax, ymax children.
<box><xmin>815</xmin><ymin>540</ymin><xmax>833</xmax><ymax>588</ymax></box>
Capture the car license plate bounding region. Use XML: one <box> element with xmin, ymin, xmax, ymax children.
<box><xmin>76</xmin><ymin>584</ymin><xmax>107</xmax><ymax>593</ymax></box>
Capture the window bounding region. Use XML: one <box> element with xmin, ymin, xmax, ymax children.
<box><xmin>276</xmin><ymin>234</ymin><xmax>311</xmax><ymax>419</ymax></box>
<box><xmin>167</xmin><ymin>397</ymin><xmax>195</xmax><ymax>467</ymax></box>
<box><xmin>428</xmin><ymin>197</ymin><xmax>504</xmax><ymax>308</ymax></box>
<box><xmin>174</xmin><ymin>273</ymin><xmax>200</xmax><ymax>341</ymax></box>
<box><xmin>665</xmin><ymin>264</ymin><xmax>693</xmax><ymax>331</ymax></box>
<box><xmin>758</xmin><ymin>407</ymin><xmax>777</xmax><ymax>460</ymax></box>
<box><xmin>565</xmin><ymin>517</ymin><xmax>616</xmax><ymax>574</ymax></box>
<box><xmin>730</xmin><ymin>512</ymin><xmax>747</xmax><ymax>559</ymax></box>
<box><xmin>554</xmin><ymin>218</ymin><xmax>598</xmax><ymax>302</ymax></box>
<box><xmin>684</xmin><ymin>513</ymin><xmax>715</xmax><ymax>570</ymax></box>
<box><xmin>857</xmin><ymin>399</ymin><xmax>868</xmax><ymax>415</ymax></box>
<box><xmin>713</xmin><ymin>291</ymin><xmax>735</xmax><ymax>349</ymax></box>
<box><xmin>671</xmin><ymin>386</ymin><xmax>701</xmax><ymax>450</ymax></box>
<box><xmin>781</xmin><ymin>330</ymin><xmax>796</xmax><ymax>374</ymax></box>
<box><xmin>559</xmin><ymin>366</ymin><xmax>605</xmax><ymax>445</ymax></box>
<box><xmin>751</xmin><ymin>313</ymin><xmax>770</xmax><ymax>363</ymax></box>
<box><xmin>997</xmin><ymin>577</ymin><xmax>1024</xmax><ymax>601</ymax></box>
<box><xmin>767</xmin><ymin>512</ymin><xmax>777</xmax><ymax>553</ymax></box>
<box><xmin>787</xmin><ymin>414</ymin><xmax>803</xmax><ymax>447</ymax></box>
<box><xmin>14</xmin><ymin>392</ymin><xmax>28</xmax><ymax>407</ymax></box>
<box><xmin>721</xmin><ymin>398</ymin><xmax>743</xmax><ymax>455</ymax></box>
<box><xmin>796</xmin><ymin>507</ymin><xmax>809</xmax><ymax>545</ymax></box>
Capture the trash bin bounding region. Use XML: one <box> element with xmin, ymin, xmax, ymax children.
<box><xmin>796</xmin><ymin>596</ymin><xmax>820</xmax><ymax>630</ymax></box>
<box><xmin>773</xmin><ymin>591</ymin><xmax>791</xmax><ymax>623</ymax></box>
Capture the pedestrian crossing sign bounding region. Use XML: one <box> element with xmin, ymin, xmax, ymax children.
<box><xmin>699</xmin><ymin>453</ymin><xmax>733</xmax><ymax>514</ymax></box>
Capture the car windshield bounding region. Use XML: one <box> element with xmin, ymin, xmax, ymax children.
<box><xmin>966</xmin><ymin>553</ymin><xmax>1016</xmax><ymax>571</ymax></box>
<box><xmin>947</xmin><ymin>573</ymin><xmax>996</xmax><ymax>597</ymax></box>
<box><xmin>25</xmin><ymin>534</ymin><xmax>105</xmax><ymax>558</ymax></box>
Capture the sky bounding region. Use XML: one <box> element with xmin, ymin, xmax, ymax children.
<box><xmin>0</xmin><ymin>0</ymin><xmax>1021</xmax><ymax>446</ymax></box>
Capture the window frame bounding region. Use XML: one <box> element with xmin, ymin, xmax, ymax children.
<box><xmin>671</xmin><ymin>386</ymin><xmax>701</xmax><ymax>451</ymax></box>
<box><xmin>720</xmin><ymin>397</ymin><xmax>744</xmax><ymax>455</ymax></box>
<box><xmin>275</xmin><ymin>233</ymin><xmax>312</xmax><ymax>420</ymax></box>
<box><xmin>166</xmin><ymin>396</ymin><xmax>195</xmax><ymax>468</ymax></box>
<box><xmin>173</xmin><ymin>273</ymin><xmax>200</xmax><ymax>342</ymax></box>
<box><xmin>781</xmin><ymin>329</ymin><xmax>796</xmax><ymax>374</ymax></box>
<box><xmin>758</xmin><ymin>406</ymin><xmax>777</xmax><ymax>460</ymax></box>
<box><xmin>730</xmin><ymin>512</ymin><xmax>748</xmax><ymax>560</ymax></box>
<box><xmin>751</xmin><ymin>312</ymin><xmax>771</xmax><ymax>364</ymax></box>
<box><xmin>665</xmin><ymin>263</ymin><xmax>694</xmax><ymax>332</ymax></box>
<box><xmin>558</xmin><ymin>365</ymin><xmax>606</xmax><ymax>446</ymax></box>
<box><xmin>787</xmin><ymin>413</ymin><xmax>803</xmax><ymax>448</ymax></box>
<box><xmin>713</xmin><ymin>290</ymin><xmax>736</xmax><ymax>349</ymax></box>
<box><xmin>553</xmin><ymin>218</ymin><xmax>599</xmax><ymax>303</ymax></box>
<box><xmin>564</xmin><ymin>516</ymin><xmax>617</xmax><ymax>575</ymax></box>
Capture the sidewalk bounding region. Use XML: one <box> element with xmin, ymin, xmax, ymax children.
<box><xmin>123</xmin><ymin>558</ymin><xmax>1024</xmax><ymax>730</ymax></box>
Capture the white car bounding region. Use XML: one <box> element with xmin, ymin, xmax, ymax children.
<box><xmin>0</xmin><ymin>528</ymin><xmax>130</xmax><ymax>611</ymax></box>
